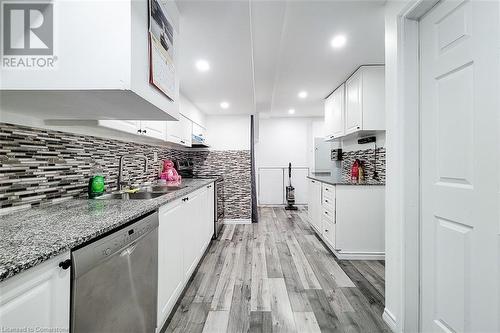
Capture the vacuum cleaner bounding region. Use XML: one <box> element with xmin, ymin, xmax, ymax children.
<box><xmin>285</xmin><ymin>162</ymin><xmax>298</xmax><ymax>211</ymax></box>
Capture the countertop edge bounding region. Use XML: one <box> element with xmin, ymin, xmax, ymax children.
<box><xmin>306</xmin><ymin>175</ymin><xmax>386</xmax><ymax>186</ymax></box>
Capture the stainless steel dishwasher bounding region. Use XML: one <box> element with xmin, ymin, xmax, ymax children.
<box><xmin>71</xmin><ymin>212</ymin><xmax>158</xmax><ymax>333</ymax></box>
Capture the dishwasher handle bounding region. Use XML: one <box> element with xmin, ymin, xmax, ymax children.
<box><xmin>120</xmin><ymin>243</ymin><xmax>138</xmax><ymax>257</ymax></box>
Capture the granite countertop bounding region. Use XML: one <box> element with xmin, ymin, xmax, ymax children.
<box><xmin>0</xmin><ymin>178</ymin><xmax>217</xmax><ymax>282</ymax></box>
<box><xmin>307</xmin><ymin>173</ymin><xmax>385</xmax><ymax>186</ymax></box>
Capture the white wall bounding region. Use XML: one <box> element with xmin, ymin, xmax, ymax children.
<box><xmin>256</xmin><ymin>117</ymin><xmax>317</xmax><ymax>168</ymax></box>
<box><xmin>179</xmin><ymin>94</ymin><xmax>206</xmax><ymax>127</ymax></box>
<box><xmin>205</xmin><ymin>115</ymin><xmax>251</xmax><ymax>150</ymax></box>
<box><xmin>384</xmin><ymin>1</ymin><xmax>412</xmax><ymax>332</ymax></box>
<box><xmin>255</xmin><ymin>117</ymin><xmax>322</xmax><ymax>205</ymax></box>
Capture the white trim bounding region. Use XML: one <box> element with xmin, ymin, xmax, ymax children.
<box><xmin>333</xmin><ymin>250</ymin><xmax>385</xmax><ymax>261</ymax></box>
<box><xmin>395</xmin><ymin>1</ymin><xmax>439</xmax><ymax>333</ymax></box>
<box><xmin>383</xmin><ymin>308</ymin><xmax>398</xmax><ymax>333</ymax></box>
<box><xmin>223</xmin><ymin>218</ymin><xmax>252</xmax><ymax>225</ymax></box>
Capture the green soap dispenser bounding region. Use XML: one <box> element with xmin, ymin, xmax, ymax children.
<box><xmin>88</xmin><ymin>168</ymin><xmax>105</xmax><ymax>199</ymax></box>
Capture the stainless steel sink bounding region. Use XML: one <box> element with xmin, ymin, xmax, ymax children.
<box><xmin>95</xmin><ymin>192</ymin><xmax>166</xmax><ymax>200</ymax></box>
<box><xmin>140</xmin><ymin>185</ymin><xmax>186</xmax><ymax>193</ymax></box>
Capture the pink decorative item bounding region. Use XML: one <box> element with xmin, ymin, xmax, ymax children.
<box><xmin>160</xmin><ymin>160</ymin><xmax>182</xmax><ymax>184</ymax></box>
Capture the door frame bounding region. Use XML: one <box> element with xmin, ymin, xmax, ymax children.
<box><xmin>388</xmin><ymin>1</ymin><xmax>439</xmax><ymax>332</ymax></box>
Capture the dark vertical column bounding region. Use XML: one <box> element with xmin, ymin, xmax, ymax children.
<box><xmin>250</xmin><ymin>115</ymin><xmax>258</xmax><ymax>223</ymax></box>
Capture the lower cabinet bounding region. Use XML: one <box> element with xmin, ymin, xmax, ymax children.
<box><xmin>306</xmin><ymin>178</ymin><xmax>385</xmax><ymax>260</ymax></box>
<box><xmin>157</xmin><ymin>182</ymin><xmax>214</xmax><ymax>330</ymax></box>
<box><xmin>0</xmin><ymin>253</ymin><xmax>70</xmax><ymax>330</ymax></box>
<box><xmin>307</xmin><ymin>178</ymin><xmax>322</xmax><ymax>233</ymax></box>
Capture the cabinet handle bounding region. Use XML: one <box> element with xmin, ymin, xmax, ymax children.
<box><xmin>182</xmin><ymin>197</ymin><xmax>188</xmax><ymax>202</ymax></box>
<box><xmin>59</xmin><ymin>259</ymin><xmax>71</xmax><ymax>270</ymax></box>
<box><xmin>325</xmin><ymin>199</ymin><xmax>329</xmax><ymax>203</ymax></box>
<box><xmin>325</xmin><ymin>211</ymin><xmax>329</xmax><ymax>215</ymax></box>
<box><xmin>325</xmin><ymin>229</ymin><xmax>329</xmax><ymax>232</ymax></box>
<box><xmin>142</xmin><ymin>130</ymin><xmax>147</xmax><ymax>134</ymax></box>
<box><xmin>137</xmin><ymin>129</ymin><xmax>141</xmax><ymax>133</ymax></box>
<box><xmin>357</xmin><ymin>126</ymin><xmax>360</xmax><ymax>129</ymax></box>
<box><xmin>180</xmin><ymin>140</ymin><xmax>185</xmax><ymax>144</ymax></box>
<box><xmin>311</xmin><ymin>180</ymin><xmax>315</xmax><ymax>183</ymax></box>
<box><xmin>207</xmin><ymin>185</ymin><xmax>212</xmax><ymax>188</ymax></box>
<box><xmin>325</xmin><ymin>188</ymin><xmax>329</xmax><ymax>191</ymax></box>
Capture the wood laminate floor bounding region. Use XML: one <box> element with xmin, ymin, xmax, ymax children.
<box><xmin>163</xmin><ymin>207</ymin><xmax>389</xmax><ymax>333</ymax></box>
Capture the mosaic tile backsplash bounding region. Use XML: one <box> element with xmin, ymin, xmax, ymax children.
<box><xmin>0</xmin><ymin>123</ymin><xmax>251</xmax><ymax>218</ymax></box>
<box><xmin>340</xmin><ymin>147</ymin><xmax>386</xmax><ymax>182</ymax></box>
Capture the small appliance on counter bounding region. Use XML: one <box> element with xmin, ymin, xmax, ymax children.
<box><xmin>174</xmin><ymin>159</ymin><xmax>225</xmax><ymax>238</ymax></box>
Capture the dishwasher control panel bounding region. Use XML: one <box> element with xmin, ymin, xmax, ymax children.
<box><xmin>95</xmin><ymin>220</ymin><xmax>156</xmax><ymax>259</ymax></box>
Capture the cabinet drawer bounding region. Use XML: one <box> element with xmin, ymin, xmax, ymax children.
<box><xmin>322</xmin><ymin>208</ymin><xmax>334</xmax><ymax>222</ymax></box>
<box><xmin>322</xmin><ymin>183</ymin><xmax>335</xmax><ymax>199</ymax></box>
<box><xmin>322</xmin><ymin>217</ymin><xmax>336</xmax><ymax>248</ymax></box>
<box><xmin>322</xmin><ymin>196</ymin><xmax>334</xmax><ymax>211</ymax></box>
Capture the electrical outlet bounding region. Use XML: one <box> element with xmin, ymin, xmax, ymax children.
<box><xmin>153</xmin><ymin>152</ymin><xmax>158</xmax><ymax>162</ymax></box>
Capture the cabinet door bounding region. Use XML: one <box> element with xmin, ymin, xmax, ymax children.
<box><xmin>307</xmin><ymin>179</ymin><xmax>322</xmax><ymax>232</ymax></box>
<box><xmin>331</xmin><ymin>84</ymin><xmax>345</xmax><ymax>138</ymax></box>
<box><xmin>140</xmin><ymin>121</ymin><xmax>167</xmax><ymax>141</ymax></box>
<box><xmin>99</xmin><ymin>120</ymin><xmax>140</xmax><ymax>135</ymax></box>
<box><xmin>180</xmin><ymin>115</ymin><xmax>193</xmax><ymax>147</ymax></box>
<box><xmin>182</xmin><ymin>189</ymin><xmax>204</xmax><ymax>278</ymax></box>
<box><xmin>324</xmin><ymin>93</ymin><xmax>335</xmax><ymax>140</ymax></box>
<box><xmin>0</xmin><ymin>253</ymin><xmax>70</xmax><ymax>330</ymax></box>
<box><xmin>158</xmin><ymin>199</ymin><xmax>184</xmax><ymax>328</ymax></box>
<box><xmin>345</xmin><ymin>72</ymin><xmax>362</xmax><ymax>135</ymax></box>
<box><xmin>167</xmin><ymin>115</ymin><xmax>192</xmax><ymax>146</ymax></box>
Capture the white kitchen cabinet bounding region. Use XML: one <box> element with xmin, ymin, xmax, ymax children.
<box><xmin>157</xmin><ymin>200</ymin><xmax>185</xmax><ymax>330</ymax></box>
<box><xmin>307</xmin><ymin>178</ymin><xmax>385</xmax><ymax>260</ymax></box>
<box><xmin>307</xmin><ymin>178</ymin><xmax>322</xmax><ymax>233</ymax></box>
<box><xmin>0</xmin><ymin>0</ymin><xmax>180</xmax><ymax>121</ymax></box>
<box><xmin>325</xmin><ymin>84</ymin><xmax>345</xmax><ymax>140</ymax></box>
<box><xmin>344</xmin><ymin>66</ymin><xmax>385</xmax><ymax>135</ymax></box>
<box><xmin>167</xmin><ymin>114</ymin><xmax>192</xmax><ymax>147</ymax></box>
<box><xmin>157</xmin><ymin>183</ymin><xmax>214</xmax><ymax>331</ymax></box>
<box><xmin>0</xmin><ymin>253</ymin><xmax>70</xmax><ymax>330</ymax></box>
<box><xmin>99</xmin><ymin>120</ymin><xmax>167</xmax><ymax>141</ymax></box>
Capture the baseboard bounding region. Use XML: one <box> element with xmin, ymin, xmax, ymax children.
<box><xmin>334</xmin><ymin>250</ymin><xmax>385</xmax><ymax>261</ymax></box>
<box><xmin>382</xmin><ymin>308</ymin><xmax>397</xmax><ymax>333</ymax></box>
<box><xmin>223</xmin><ymin>218</ymin><xmax>251</xmax><ymax>224</ymax></box>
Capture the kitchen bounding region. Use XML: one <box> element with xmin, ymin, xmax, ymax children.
<box><xmin>1</xmin><ymin>1</ymin><xmax>499</xmax><ymax>333</ymax></box>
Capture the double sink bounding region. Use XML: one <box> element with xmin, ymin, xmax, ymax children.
<box><xmin>94</xmin><ymin>184</ymin><xmax>186</xmax><ymax>200</ymax></box>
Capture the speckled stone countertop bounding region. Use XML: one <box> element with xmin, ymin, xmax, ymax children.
<box><xmin>307</xmin><ymin>173</ymin><xmax>385</xmax><ymax>186</ymax></box>
<box><xmin>0</xmin><ymin>178</ymin><xmax>216</xmax><ymax>282</ymax></box>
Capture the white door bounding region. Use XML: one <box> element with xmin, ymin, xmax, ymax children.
<box><xmin>140</xmin><ymin>121</ymin><xmax>166</xmax><ymax>141</ymax></box>
<box><xmin>324</xmin><ymin>93</ymin><xmax>335</xmax><ymax>139</ymax></box>
<box><xmin>344</xmin><ymin>72</ymin><xmax>362</xmax><ymax>135</ymax></box>
<box><xmin>420</xmin><ymin>1</ymin><xmax>499</xmax><ymax>332</ymax></box>
<box><xmin>331</xmin><ymin>84</ymin><xmax>345</xmax><ymax>138</ymax></box>
<box><xmin>157</xmin><ymin>200</ymin><xmax>184</xmax><ymax>328</ymax></box>
<box><xmin>0</xmin><ymin>253</ymin><xmax>70</xmax><ymax>330</ymax></box>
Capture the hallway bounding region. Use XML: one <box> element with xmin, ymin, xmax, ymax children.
<box><xmin>164</xmin><ymin>207</ymin><xmax>389</xmax><ymax>333</ymax></box>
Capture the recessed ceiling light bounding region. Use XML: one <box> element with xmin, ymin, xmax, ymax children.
<box><xmin>330</xmin><ymin>35</ymin><xmax>347</xmax><ymax>49</ymax></box>
<box><xmin>195</xmin><ymin>59</ymin><xmax>210</xmax><ymax>72</ymax></box>
<box><xmin>288</xmin><ymin>108</ymin><xmax>295</xmax><ymax>115</ymax></box>
<box><xmin>298</xmin><ymin>91</ymin><xmax>308</xmax><ymax>99</ymax></box>
<box><xmin>220</xmin><ymin>101</ymin><xmax>230</xmax><ymax>109</ymax></box>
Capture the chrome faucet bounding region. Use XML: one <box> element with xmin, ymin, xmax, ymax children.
<box><xmin>117</xmin><ymin>154</ymin><xmax>148</xmax><ymax>190</ymax></box>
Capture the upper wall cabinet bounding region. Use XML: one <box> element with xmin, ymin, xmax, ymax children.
<box><xmin>167</xmin><ymin>114</ymin><xmax>192</xmax><ymax>147</ymax></box>
<box><xmin>99</xmin><ymin>120</ymin><xmax>167</xmax><ymax>141</ymax></box>
<box><xmin>0</xmin><ymin>0</ymin><xmax>180</xmax><ymax>121</ymax></box>
<box><xmin>324</xmin><ymin>83</ymin><xmax>345</xmax><ymax>140</ymax></box>
<box><xmin>344</xmin><ymin>66</ymin><xmax>385</xmax><ymax>135</ymax></box>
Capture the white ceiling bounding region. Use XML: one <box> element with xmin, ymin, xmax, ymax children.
<box><xmin>176</xmin><ymin>0</ymin><xmax>385</xmax><ymax>117</ymax></box>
